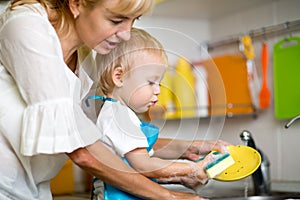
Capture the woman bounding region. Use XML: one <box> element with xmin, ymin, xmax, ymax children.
<box><xmin>0</xmin><ymin>0</ymin><xmax>229</xmax><ymax>199</ymax></box>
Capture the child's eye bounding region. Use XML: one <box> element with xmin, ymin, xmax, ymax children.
<box><xmin>149</xmin><ymin>81</ymin><xmax>161</xmax><ymax>86</ymax></box>
<box><xmin>148</xmin><ymin>81</ymin><xmax>155</xmax><ymax>85</ymax></box>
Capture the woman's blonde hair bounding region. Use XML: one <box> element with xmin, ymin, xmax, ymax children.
<box><xmin>96</xmin><ymin>28</ymin><xmax>168</xmax><ymax>96</ymax></box>
<box><xmin>10</xmin><ymin>0</ymin><xmax>154</xmax><ymax>36</ymax></box>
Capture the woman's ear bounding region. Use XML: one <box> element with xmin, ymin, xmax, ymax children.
<box><xmin>69</xmin><ymin>0</ymin><xmax>80</xmax><ymax>18</ymax></box>
<box><xmin>112</xmin><ymin>66</ymin><xmax>123</xmax><ymax>87</ymax></box>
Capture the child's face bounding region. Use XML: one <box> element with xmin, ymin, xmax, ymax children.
<box><xmin>117</xmin><ymin>51</ymin><xmax>167</xmax><ymax>113</ymax></box>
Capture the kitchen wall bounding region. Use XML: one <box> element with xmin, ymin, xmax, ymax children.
<box><xmin>208</xmin><ymin>1</ymin><xmax>300</xmax><ymax>188</ymax></box>
<box><xmin>135</xmin><ymin>17</ymin><xmax>210</xmax><ymax>66</ymax></box>
<box><xmin>136</xmin><ymin>0</ymin><xmax>300</xmax><ymax>191</ymax></box>
<box><xmin>0</xmin><ymin>1</ymin><xmax>8</xmax><ymax>12</ymax></box>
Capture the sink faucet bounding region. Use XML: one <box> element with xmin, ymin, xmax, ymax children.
<box><xmin>240</xmin><ymin>130</ymin><xmax>271</xmax><ymax>195</ymax></box>
<box><xmin>285</xmin><ymin>115</ymin><xmax>300</xmax><ymax>128</ymax></box>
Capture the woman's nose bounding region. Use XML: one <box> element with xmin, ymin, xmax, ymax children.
<box><xmin>116</xmin><ymin>30</ymin><xmax>131</xmax><ymax>41</ymax></box>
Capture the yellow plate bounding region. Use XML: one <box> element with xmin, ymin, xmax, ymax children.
<box><xmin>214</xmin><ymin>145</ymin><xmax>261</xmax><ymax>181</ymax></box>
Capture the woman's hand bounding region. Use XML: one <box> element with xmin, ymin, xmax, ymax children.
<box><xmin>154</xmin><ymin>138</ymin><xmax>232</xmax><ymax>161</ymax></box>
<box><xmin>169</xmin><ymin>190</ymin><xmax>209</xmax><ymax>200</ymax></box>
<box><xmin>181</xmin><ymin>140</ymin><xmax>232</xmax><ymax>161</ymax></box>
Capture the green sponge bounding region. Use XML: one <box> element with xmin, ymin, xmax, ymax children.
<box><xmin>195</xmin><ymin>152</ymin><xmax>235</xmax><ymax>178</ymax></box>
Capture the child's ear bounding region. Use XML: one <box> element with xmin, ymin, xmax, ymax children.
<box><xmin>112</xmin><ymin>66</ymin><xmax>123</xmax><ymax>87</ymax></box>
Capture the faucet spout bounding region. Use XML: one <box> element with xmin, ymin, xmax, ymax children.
<box><xmin>285</xmin><ymin>115</ymin><xmax>300</xmax><ymax>128</ymax></box>
<box><xmin>240</xmin><ymin>130</ymin><xmax>271</xmax><ymax>196</ymax></box>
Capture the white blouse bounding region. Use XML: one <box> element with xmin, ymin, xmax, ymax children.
<box><xmin>0</xmin><ymin>3</ymin><xmax>100</xmax><ymax>199</ymax></box>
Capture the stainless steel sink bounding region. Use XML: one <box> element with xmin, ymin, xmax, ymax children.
<box><xmin>213</xmin><ymin>194</ymin><xmax>300</xmax><ymax>200</ymax></box>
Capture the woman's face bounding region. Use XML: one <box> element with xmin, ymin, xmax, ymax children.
<box><xmin>75</xmin><ymin>0</ymin><xmax>140</xmax><ymax>54</ymax></box>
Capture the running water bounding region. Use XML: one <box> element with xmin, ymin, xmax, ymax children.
<box><xmin>244</xmin><ymin>177</ymin><xmax>250</xmax><ymax>198</ymax></box>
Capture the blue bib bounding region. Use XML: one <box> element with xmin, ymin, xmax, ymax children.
<box><xmin>103</xmin><ymin>121</ymin><xmax>159</xmax><ymax>200</ymax></box>
<box><xmin>87</xmin><ymin>96</ymin><xmax>159</xmax><ymax>200</ymax></box>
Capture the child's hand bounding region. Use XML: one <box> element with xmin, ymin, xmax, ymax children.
<box><xmin>190</xmin><ymin>153</ymin><xmax>214</xmax><ymax>185</ymax></box>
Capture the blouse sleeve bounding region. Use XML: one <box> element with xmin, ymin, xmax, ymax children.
<box><xmin>0</xmin><ymin>10</ymin><xmax>100</xmax><ymax>155</ymax></box>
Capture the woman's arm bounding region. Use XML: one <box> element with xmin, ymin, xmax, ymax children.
<box><xmin>67</xmin><ymin>141</ymin><xmax>207</xmax><ymax>200</ymax></box>
<box><xmin>153</xmin><ymin>138</ymin><xmax>231</xmax><ymax>161</ymax></box>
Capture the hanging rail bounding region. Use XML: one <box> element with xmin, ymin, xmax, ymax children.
<box><xmin>207</xmin><ymin>19</ymin><xmax>300</xmax><ymax>50</ymax></box>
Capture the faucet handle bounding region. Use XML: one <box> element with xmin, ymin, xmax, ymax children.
<box><xmin>240</xmin><ymin>130</ymin><xmax>257</xmax><ymax>150</ymax></box>
<box><xmin>240</xmin><ymin>130</ymin><xmax>252</xmax><ymax>141</ymax></box>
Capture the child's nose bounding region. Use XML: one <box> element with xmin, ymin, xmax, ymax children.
<box><xmin>153</xmin><ymin>84</ymin><xmax>160</xmax><ymax>95</ymax></box>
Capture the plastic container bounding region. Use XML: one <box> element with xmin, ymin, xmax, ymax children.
<box><xmin>193</xmin><ymin>65</ymin><xmax>209</xmax><ymax>117</ymax></box>
<box><xmin>157</xmin><ymin>67</ymin><xmax>176</xmax><ymax>119</ymax></box>
<box><xmin>173</xmin><ymin>57</ymin><xmax>196</xmax><ymax>118</ymax></box>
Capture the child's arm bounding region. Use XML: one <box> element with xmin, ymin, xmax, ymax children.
<box><xmin>153</xmin><ymin>138</ymin><xmax>231</xmax><ymax>161</ymax></box>
<box><xmin>125</xmin><ymin>147</ymin><xmax>212</xmax><ymax>183</ymax></box>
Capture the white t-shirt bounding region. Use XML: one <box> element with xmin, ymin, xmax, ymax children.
<box><xmin>0</xmin><ymin>3</ymin><xmax>100</xmax><ymax>199</ymax></box>
<box><xmin>96</xmin><ymin>100</ymin><xmax>149</xmax><ymax>158</ymax></box>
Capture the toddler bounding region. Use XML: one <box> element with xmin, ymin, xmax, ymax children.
<box><xmin>86</xmin><ymin>28</ymin><xmax>213</xmax><ymax>200</ymax></box>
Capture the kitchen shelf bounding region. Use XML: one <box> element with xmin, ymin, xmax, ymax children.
<box><xmin>143</xmin><ymin>103</ymin><xmax>257</xmax><ymax>121</ymax></box>
<box><xmin>206</xmin><ymin>19</ymin><xmax>300</xmax><ymax>50</ymax></box>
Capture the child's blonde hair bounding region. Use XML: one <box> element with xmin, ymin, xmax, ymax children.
<box><xmin>96</xmin><ymin>28</ymin><xmax>168</xmax><ymax>96</ymax></box>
